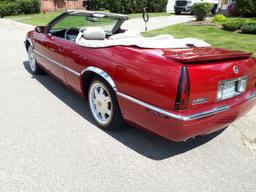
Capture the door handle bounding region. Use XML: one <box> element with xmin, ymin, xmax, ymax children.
<box><xmin>58</xmin><ymin>46</ymin><xmax>64</xmax><ymax>53</ymax></box>
<box><xmin>49</xmin><ymin>47</ymin><xmax>56</xmax><ymax>52</ymax></box>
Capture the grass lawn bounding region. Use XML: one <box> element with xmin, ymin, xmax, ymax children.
<box><xmin>7</xmin><ymin>11</ymin><xmax>62</xmax><ymax>26</ymax></box>
<box><xmin>145</xmin><ymin>23</ymin><xmax>256</xmax><ymax>56</ymax></box>
<box><xmin>7</xmin><ymin>11</ymin><xmax>170</xmax><ymax>26</ymax></box>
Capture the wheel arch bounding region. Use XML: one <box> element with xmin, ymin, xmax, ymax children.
<box><xmin>81</xmin><ymin>66</ymin><xmax>117</xmax><ymax>98</ymax></box>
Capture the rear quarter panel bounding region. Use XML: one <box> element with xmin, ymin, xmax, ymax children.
<box><xmin>55</xmin><ymin>44</ymin><xmax>181</xmax><ymax>111</ymax></box>
<box><xmin>91</xmin><ymin>46</ymin><xmax>182</xmax><ymax>111</ymax></box>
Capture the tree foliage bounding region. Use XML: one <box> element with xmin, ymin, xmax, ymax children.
<box><xmin>236</xmin><ymin>0</ymin><xmax>256</xmax><ymax>17</ymax></box>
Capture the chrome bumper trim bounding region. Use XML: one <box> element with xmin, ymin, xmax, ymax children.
<box><xmin>34</xmin><ymin>50</ymin><xmax>80</xmax><ymax>76</ymax></box>
<box><xmin>185</xmin><ymin>105</ymin><xmax>230</xmax><ymax>121</ymax></box>
<box><xmin>246</xmin><ymin>92</ymin><xmax>256</xmax><ymax>100</ymax></box>
<box><xmin>117</xmin><ymin>92</ymin><xmax>230</xmax><ymax>121</ymax></box>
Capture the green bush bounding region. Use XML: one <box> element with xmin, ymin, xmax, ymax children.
<box><xmin>241</xmin><ymin>23</ymin><xmax>256</xmax><ymax>34</ymax></box>
<box><xmin>236</xmin><ymin>0</ymin><xmax>256</xmax><ymax>17</ymax></box>
<box><xmin>222</xmin><ymin>21</ymin><xmax>242</xmax><ymax>31</ymax></box>
<box><xmin>212</xmin><ymin>14</ymin><xmax>227</xmax><ymax>23</ymax></box>
<box><xmin>0</xmin><ymin>2</ymin><xmax>20</xmax><ymax>18</ymax></box>
<box><xmin>192</xmin><ymin>2</ymin><xmax>212</xmax><ymax>21</ymax></box>
<box><xmin>107</xmin><ymin>0</ymin><xmax>167</xmax><ymax>14</ymax></box>
<box><xmin>0</xmin><ymin>0</ymin><xmax>40</xmax><ymax>17</ymax></box>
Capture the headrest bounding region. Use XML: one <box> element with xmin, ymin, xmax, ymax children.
<box><xmin>83</xmin><ymin>27</ymin><xmax>105</xmax><ymax>40</ymax></box>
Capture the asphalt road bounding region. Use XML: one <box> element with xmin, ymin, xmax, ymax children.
<box><xmin>0</xmin><ymin>19</ymin><xmax>256</xmax><ymax>192</ymax></box>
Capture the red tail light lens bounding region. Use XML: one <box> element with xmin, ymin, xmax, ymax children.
<box><xmin>175</xmin><ymin>66</ymin><xmax>190</xmax><ymax>110</ymax></box>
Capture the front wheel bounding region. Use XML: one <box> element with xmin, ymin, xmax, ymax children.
<box><xmin>88</xmin><ymin>77</ymin><xmax>124</xmax><ymax>130</ymax></box>
<box><xmin>27</xmin><ymin>46</ymin><xmax>42</xmax><ymax>74</ymax></box>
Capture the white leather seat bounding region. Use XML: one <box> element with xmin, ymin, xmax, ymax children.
<box><xmin>83</xmin><ymin>27</ymin><xmax>105</xmax><ymax>40</ymax></box>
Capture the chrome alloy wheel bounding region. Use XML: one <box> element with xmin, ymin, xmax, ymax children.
<box><xmin>89</xmin><ymin>82</ymin><xmax>113</xmax><ymax>126</ymax></box>
<box><xmin>28</xmin><ymin>46</ymin><xmax>36</xmax><ymax>72</ymax></box>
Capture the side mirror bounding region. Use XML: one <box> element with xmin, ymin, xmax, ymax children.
<box><xmin>35</xmin><ymin>26</ymin><xmax>45</xmax><ymax>33</ymax></box>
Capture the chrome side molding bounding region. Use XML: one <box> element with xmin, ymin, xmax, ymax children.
<box><xmin>33</xmin><ymin>51</ymin><xmax>117</xmax><ymax>91</ymax></box>
<box><xmin>34</xmin><ymin>50</ymin><xmax>80</xmax><ymax>76</ymax></box>
<box><xmin>117</xmin><ymin>92</ymin><xmax>230</xmax><ymax>121</ymax></box>
<box><xmin>117</xmin><ymin>92</ymin><xmax>184</xmax><ymax>120</ymax></box>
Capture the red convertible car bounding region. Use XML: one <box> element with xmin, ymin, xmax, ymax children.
<box><xmin>25</xmin><ymin>10</ymin><xmax>256</xmax><ymax>141</ymax></box>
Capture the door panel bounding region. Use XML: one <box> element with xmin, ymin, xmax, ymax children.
<box><xmin>44</xmin><ymin>34</ymin><xmax>66</xmax><ymax>82</ymax></box>
<box><xmin>33</xmin><ymin>33</ymin><xmax>51</xmax><ymax>71</ymax></box>
<box><xmin>62</xmin><ymin>41</ymin><xmax>87</xmax><ymax>93</ymax></box>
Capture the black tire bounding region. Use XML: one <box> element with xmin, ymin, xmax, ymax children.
<box><xmin>88</xmin><ymin>77</ymin><xmax>124</xmax><ymax>131</ymax></box>
<box><xmin>175</xmin><ymin>11</ymin><xmax>181</xmax><ymax>15</ymax></box>
<box><xmin>27</xmin><ymin>45</ymin><xmax>43</xmax><ymax>75</ymax></box>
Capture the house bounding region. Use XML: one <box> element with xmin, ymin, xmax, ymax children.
<box><xmin>40</xmin><ymin>0</ymin><xmax>84</xmax><ymax>12</ymax></box>
<box><xmin>219</xmin><ymin>0</ymin><xmax>236</xmax><ymax>9</ymax></box>
<box><xmin>219</xmin><ymin>0</ymin><xmax>236</xmax><ymax>15</ymax></box>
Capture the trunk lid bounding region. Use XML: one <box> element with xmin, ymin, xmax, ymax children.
<box><xmin>165</xmin><ymin>47</ymin><xmax>252</xmax><ymax>63</ymax></box>
<box><xmin>166</xmin><ymin>47</ymin><xmax>256</xmax><ymax>110</ymax></box>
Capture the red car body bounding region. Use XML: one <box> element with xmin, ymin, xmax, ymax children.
<box><xmin>25</xmin><ymin>10</ymin><xmax>256</xmax><ymax>141</ymax></box>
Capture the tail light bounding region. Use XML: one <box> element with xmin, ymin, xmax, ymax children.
<box><xmin>175</xmin><ymin>66</ymin><xmax>190</xmax><ymax>110</ymax></box>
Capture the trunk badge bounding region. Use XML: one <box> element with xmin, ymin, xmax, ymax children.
<box><xmin>233</xmin><ymin>66</ymin><xmax>239</xmax><ymax>74</ymax></box>
<box><xmin>192</xmin><ymin>98</ymin><xmax>208</xmax><ymax>105</ymax></box>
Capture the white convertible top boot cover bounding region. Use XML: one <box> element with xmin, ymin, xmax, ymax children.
<box><xmin>75</xmin><ymin>29</ymin><xmax>211</xmax><ymax>49</ymax></box>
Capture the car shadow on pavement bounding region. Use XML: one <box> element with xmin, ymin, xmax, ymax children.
<box><xmin>23</xmin><ymin>61</ymin><xmax>225</xmax><ymax>160</ymax></box>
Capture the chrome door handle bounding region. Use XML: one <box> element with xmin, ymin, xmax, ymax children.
<box><xmin>49</xmin><ymin>47</ymin><xmax>56</xmax><ymax>52</ymax></box>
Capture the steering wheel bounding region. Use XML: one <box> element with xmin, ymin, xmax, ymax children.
<box><xmin>64</xmin><ymin>27</ymin><xmax>80</xmax><ymax>41</ymax></box>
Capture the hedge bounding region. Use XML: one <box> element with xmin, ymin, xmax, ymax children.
<box><xmin>241</xmin><ymin>23</ymin><xmax>256</xmax><ymax>34</ymax></box>
<box><xmin>105</xmin><ymin>0</ymin><xmax>168</xmax><ymax>14</ymax></box>
<box><xmin>236</xmin><ymin>0</ymin><xmax>256</xmax><ymax>17</ymax></box>
<box><xmin>223</xmin><ymin>21</ymin><xmax>242</xmax><ymax>31</ymax></box>
<box><xmin>221</xmin><ymin>18</ymin><xmax>256</xmax><ymax>32</ymax></box>
<box><xmin>0</xmin><ymin>0</ymin><xmax>40</xmax><ymax>18</ymax></box>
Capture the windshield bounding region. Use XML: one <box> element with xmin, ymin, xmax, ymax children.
<box><xmin>50</xmin><ymin>14</ymin><xmax>119</xmax><ymax>34</ymax></box>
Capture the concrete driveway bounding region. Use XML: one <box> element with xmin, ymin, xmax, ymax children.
<box><xmin>0</xmin><ymin>19</ymin><xmax>256</xmax><ymax>192</ymax></box>
<box><xmin>122</xmin><ymin>15</ymin><xmax>194</xmax><ymax>32</ymax></box>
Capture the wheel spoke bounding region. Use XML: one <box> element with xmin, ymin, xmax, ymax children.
<box><xmin>99</xmin><ymin>87</ymin><xmax>104</xmax><ymax>96</ymax></box>
<box><xmin>95</xmin><ymin>88</ymin><xmax>100</xmax><ymax>97</ymax></box>
<box><xmin>103</xmin><ymin>96</ymin><xmax>111</xmax><ymax>104</ymax></box>
<box><xmin>101</xmin><ymin>114</ymin><xmax>107</xmax><ymax>121</ymax></box>
<box><xmin>105</xmin><ymin>108</ymin><xmax>112</xmax><ymax>116</ymax></box>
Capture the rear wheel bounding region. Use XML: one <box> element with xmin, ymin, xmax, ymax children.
<box><xmin>88</xmin><ymin>77</ymin><xmax>124</xmax><ymax>130</ymax></box>
<box><xmin>27</xmin><ymin>45</ymin><xmax>42</xmax><ymax>74</ymax></box>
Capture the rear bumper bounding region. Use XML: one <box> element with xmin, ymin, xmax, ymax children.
<box><xmin>117</xmin><ymin>90</ymin><xmax>256</xmax><ymax>141</ymax></box>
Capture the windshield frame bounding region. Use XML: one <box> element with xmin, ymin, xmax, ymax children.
<box><xmin>47</xmin><ymin>10</ymin><xmax>128</xmax><ymax>35</ymax></box>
